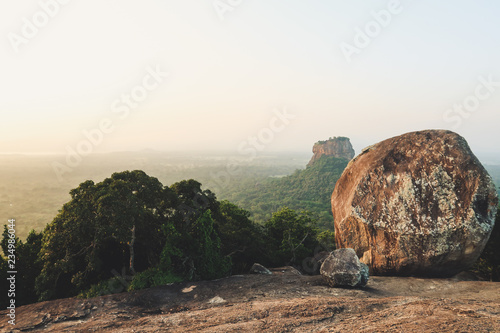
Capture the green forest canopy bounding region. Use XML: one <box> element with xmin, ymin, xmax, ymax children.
<box><xmin>0</xmin><ymin>170</ymin><xmax>330</xmax><ymax>307</ymax></box>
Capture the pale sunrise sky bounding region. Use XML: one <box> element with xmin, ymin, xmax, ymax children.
<box><xmin>1</xmin><ymin>0</ymin><xmax>500</xmax><ymax>158</ymax></box>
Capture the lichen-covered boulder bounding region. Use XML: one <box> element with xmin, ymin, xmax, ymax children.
<box><xmin>332</xmin><ymin>130</ymin><xmax>498</xmax><ymax>277</ymax></box>
<box><xmin>320</xmin><ymin>248</ymin><xmax>369</xmax><ymax>287</ymax></box>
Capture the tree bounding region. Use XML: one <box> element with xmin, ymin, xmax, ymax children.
<box><xmin>218</xmin><ymin>200</ymin><xmax>267</xmax><ymax>273</ymax></box>
<box><xmin>1</xmin><ymin>227</ymin><xmax>43</xmax><ymax>306</ymax></box>
<box><xmin>35</xmin><ymin>170</ymin><xmax>167</xmax><ymax>301</ymax></box>
<box><xmin>158</xmin><ymin>209</ymin><xmax>231</xmax><ymax>281</ymax></box>
<box><xmin>169</xmin><ymin>179</ymin><xmax>221</xmax><ymax>228</ymax></box>
<box><xmin>160</xmin><ymin>180</ymin><xmax>222</xmax><ymax>279</ymax></box>
<box><xmin>95</xmin><ymin>171</ymin><xmax>167</xmax><ymax>273</ymax></box>
<box><xmin>264</xmin><ymin>207</ymin><xmax>319</xmax><ymax>267</ymax></box>
<box><xmin>16</xmin><ymin>230</ymin><xmax>43</xmax><ymax>305</ymax></box>
<box><xmin>190</xmin><ymin>210</ymin><xmax>231</xmax><ymax>280</ymax></box>
<box><xmin>0</xmin><ymin>254</ymin><xmax>10</xmax><ymax>309</ymax></box>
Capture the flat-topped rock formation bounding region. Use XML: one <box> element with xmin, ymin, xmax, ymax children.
<box><xmin>307</xmin><ymin>137</ymin><xmax>355</xmax><ymax>167</ymax></box>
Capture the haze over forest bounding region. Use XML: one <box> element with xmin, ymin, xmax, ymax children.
<box><xmin>2</xmin><ymin>148</ymin><xmax>500</xmax><ymax>242</ymax></box>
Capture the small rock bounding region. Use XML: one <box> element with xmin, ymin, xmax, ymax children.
<box><xmin>249</xmin><ymin>263</ymin><xmax>272</xmax><ymax>275</ymax></box>
<box><xmin>182</xmin><ymin>285</ymin><xmax>197</xmax><ymax>293</ymax></box>
<box><xmin>320</xmin><ymin>248</ymin><xmax>369</xmax><ymax>288</ymax></box>
<box><xmin>208</xmin><ymin>296</ymin><xmax>226</xmax><ymax>304</ymax></box>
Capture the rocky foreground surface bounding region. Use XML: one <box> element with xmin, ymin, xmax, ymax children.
<box><xmin>1</xmin><ymin>267</ymin><xmax>499</xmax><ymax>332</ymax></box>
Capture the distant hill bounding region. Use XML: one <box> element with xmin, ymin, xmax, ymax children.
<box><xmin>219</xmin><ymin>155</ymin><xmax>349</xmax><ymax>230</ymax></box>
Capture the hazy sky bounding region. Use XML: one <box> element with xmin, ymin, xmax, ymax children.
<box><xmin>1</xmin><ymin>0</ymin><xmax>500</xmax><ymax>158</ymax></box>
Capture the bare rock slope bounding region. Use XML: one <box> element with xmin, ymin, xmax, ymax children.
<box><xmin>1</xmin><ymin>267</ymin><xmax>499</xmax><ymax>332</ymax></box>
<box><xmin>332</xmin><ymin>130</ymin><xmax>498</xmax><ymax>277</ymax></box>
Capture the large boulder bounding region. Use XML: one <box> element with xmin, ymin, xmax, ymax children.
<box><xmin>320</xmin><ymin>248</ymin><xmax>369</xmax><ymax>287</ymax></box>
<box><xmin>332</xmin><ymin>130</ymin><xmax>498</xmax><ymax>277</ymax></box>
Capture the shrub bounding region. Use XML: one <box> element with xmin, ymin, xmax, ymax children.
<box><xmin>78</xmin><ymin>277</ymin><xmax>128</xmax><ymax>298</ymax></box>
<box><xmin>128</xmin><ymin>268</ymin><xmax>183</xmax><ymax>291</ymax></box>
<box><xmin>316</xmin><ymin>230</ymin><xmax>336</xmax><ymax>252</ymax></box>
